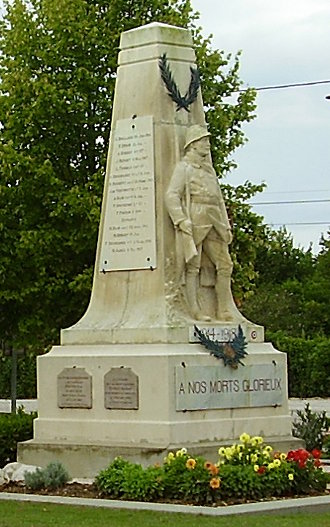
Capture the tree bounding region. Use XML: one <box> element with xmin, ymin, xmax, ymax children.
<box><xmin>242</xmin><ymin>228</ymin><xmax>329</xmax><ymax>338</ymax></box>
<box><xmin>0</xmin><ymin>0</ymin><xmax>258</xmax><ymax>350</ymax></box>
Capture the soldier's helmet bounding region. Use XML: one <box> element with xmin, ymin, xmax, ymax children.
<box><xmin>184</xmin><ymin>124</ymin><xmax>210</xmax><ymax>150</ymax></box>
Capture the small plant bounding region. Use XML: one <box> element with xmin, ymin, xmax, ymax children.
<box><xmin>120</xmin><ymin>464</ymin><xmax>163</xmax><ymax>502</ymax></box>
<box><xmin>162</xmin><ymin>449</ymin><xmax>216</xmax><ymax>504</ymax></box>
<box><xmin>95</xmin><ymin>457</ymin><xmax>134</xmax><ymax>498</ymax></box>
<box><xmin>322</xmin><ymin>434</ymin><xmax>330</xmax><ymax>458</ymax></box>
<box><xmin>292</xmin><ymin>403</ymin><xmax>330</xmax><ymax>451</ymax></box>
<box><xmin>24</xmin><ymin>461</ymin><xmax>70</xmax><ymax>490</ymax></box>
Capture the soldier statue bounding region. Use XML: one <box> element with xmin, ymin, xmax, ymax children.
<box><xmin>165</xmin><ymin>124</ymin><xmax>241</xmax><ymax>322</ymax></box>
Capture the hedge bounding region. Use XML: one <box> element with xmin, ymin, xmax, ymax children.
<box><xmin>267</xmin><ymin>332</ymin><xmax>330</xmax><ymax>398</ymax></box>
<box><xmin>0</xmin><ymin>409</ymin><xmax>36</xmax><ymax>467</ymax></box>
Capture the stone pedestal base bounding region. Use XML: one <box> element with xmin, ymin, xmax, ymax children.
<box><xmin>19</xmin><ymin>342</ymin><xmax>296</xmax><ymax>478</ymax></box>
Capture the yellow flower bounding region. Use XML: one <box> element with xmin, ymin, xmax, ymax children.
<box><xmin>264</xmin><ymin>445</ymin><xmax>273</xmax><ymax>453</ymax></box>
<box><xmin>186</xmin><ymin>458</ymin><xmax>196</xmax><ymax>470</ymax></box>
<box><xmin>165</xmin><ymin>452</ymin><xmax>174</xmax><ymax>463</ymax></box>
<box><xmin>239</xmin><ymin>433</ymin><xmax>251</xmax><ymax>443</ymax></box>
<box><xmin>288</xmin><ymin>473</ymin><xmax>294</xmax><ymax>481</ymax></box>
<box><xmin>273</xmin><ymin>459</ymin><xmax>281</xmax><ymax>468</ymax></box>
<box><xmin>225</xmin><ymin>447</ymin><xmax>233</xmax><ymax>460</ymax></box>
<box><xmin>176</xmin><ymin>448</ymin><xmax>187</xmax><ymax>457</ymax></box>
<box><xmin>254</xmin><ymin>464</ymin><xmax>259</xmax><ymax>472</ymax></box>
<box><xmin>267</xmin><ymin>462</ymin><xmax>275</xmax><ymax>470</ymax></box>
<box><xmin>251</xmin><ymin>454</ymin><xmax>258</xmax><ymax>463</ymax></box>
<box><xmin>280</xmin><ymin>453</ymin><xmax>287</xmax><ymax>461</ymax></box>
<box><xmin>209</xmin><ymin>477</ymin><xmax>221</xmax><ymax>489</ymax></box>
<box><xmin>218</xmin><ymin>447</ymin><xmax>226</xmax><ymax>456</ymax></box>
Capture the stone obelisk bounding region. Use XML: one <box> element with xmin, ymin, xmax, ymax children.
<box><xmin>19</xmin><ymin>23</ymin><xmax>296</xmax><ymax>477</ymax></box>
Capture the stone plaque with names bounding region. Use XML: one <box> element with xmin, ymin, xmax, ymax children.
<box><xmin>175</xmin><ymin>363</ymin><xmax>285</xmax><ymax>411</ymax></box>
<box><xmin>99</xmin><ymin>116</ymin><xmax>156</xmax><ymax>272</ymax></box>
<box><xmin>104</xmin><ymin>367</ymin><xmax>139</xmax><ymax>410</ymax></box>
<box><xmin>58</xmin><ymin>368</ymin><xmax>92</xmax><ymax>409</ymax></box>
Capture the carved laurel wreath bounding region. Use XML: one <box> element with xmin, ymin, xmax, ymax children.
<box><xmin>194</xmin><ymin>325</ymin><xmax>248</xmax><ymax>369</ymax></box>
<box><xmin>159</xmin><ymin>53</ymin><xmax>200</xmax><ymax>112</ymax></box>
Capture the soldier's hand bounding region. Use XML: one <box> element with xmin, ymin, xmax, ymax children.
<box><xmin>218</xmin><ymin>225</ymin><xmax>233</xmax><ymax>244</ymax></box>
<box><xmin>226</xmin><ymin>229</ymin><xmax>233</xmax><ymax>244</ymax></box>
<box><xmin>179</xmin><ymin>219</ymin><xmax>193</xmax><ymax>235</ymax></box>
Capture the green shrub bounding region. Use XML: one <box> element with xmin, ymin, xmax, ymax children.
<box><xmin>95</xmin><ymin>457</ymin><xmax>133</xmax><ymax>498</ymax></box>
<box><xmin>292</xmin><ymin>403</ymin><xmax>330</xmax><ymax>451</ymax></box>
<box><xmin>25</xmin><ymin>462</ymin><xmax>70</xmax><ymax>490</ymax></box>
<box><xmin>162</xmin><ymin>450</ymin><xmax>214</xmax><ymax>504</ymax></box>
<box><xmin>95</xmin><ymin>457</ymin><xmax>164</xmax><ymax>502</ymax></box>
<box><xmin>267</xmin><ymin>332</ymin><xmax>330</xmax><ymax>398</ymax></box>
<box><xmin>0</xmin><ymin>408</ymin><xmax>36</xmax><ymax>467</ymax></box>
<box><xmin>121</xmin><ymin>464</ymin><xmax>163</xmax><ymax>502</ymax></box>
<box><xmin>322</xmin><ymin>435</ymin><xmax>330</xmax><ymax>458</ymax></box>
<box><xmin>218</xmin><ymin>464</ymin><xmax>264</xmax><ymax>500</ymax></box>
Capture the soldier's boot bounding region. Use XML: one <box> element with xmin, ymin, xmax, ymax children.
<box><xmin>215</xmin><ymin>274</ymin><xmax>237</xmax><ymax>321</ymax></box>
<box><xmin>185</xmin><ymin>270</ymin><xmax>211</xmax><ymax>322</ymax></box>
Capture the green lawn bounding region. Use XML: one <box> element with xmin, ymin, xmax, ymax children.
<box><xmin>0</xmin><ymin>501</ymin><xmax>329</xmax><ymax>527</ymax></box>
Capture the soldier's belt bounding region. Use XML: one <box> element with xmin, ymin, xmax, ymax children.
<box><xmin>190</xmin><ymin>197</ymin><xmax>218</xmax><ymax>205</ymax></box>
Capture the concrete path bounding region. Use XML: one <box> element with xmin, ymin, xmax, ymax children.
<box><xmin>0</xmin><ymin>490</ymin><xmax>329</xmax><ymax>516</ymax></box>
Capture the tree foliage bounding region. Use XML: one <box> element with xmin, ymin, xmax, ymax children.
<box><xmin>242</xmin><ymin>229</ymin><xmax>330</xmax><ymax>338</ymax></box>
<box><xmin>0</xmin><ymin>0</ymin><xmax>258</xmax><ymax>350</ymax></box>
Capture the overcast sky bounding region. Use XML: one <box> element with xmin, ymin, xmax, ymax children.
<box><xmin>191</xmin><ymin>0</ymin><xmax>330</xmax><ymax>253</ymax></box>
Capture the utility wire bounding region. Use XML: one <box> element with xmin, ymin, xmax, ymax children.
<box><xmin>259</xmin><ymin>189</ymin><xmax>330</xmax><ymax>195</ymax></box>
<box><xmin>236</xmin><ymin>79</ymin><xmax>330</xmax><ymax>93</ymax></box>
<box><xmin>250</xmin><ymin>199</ymin><xmax>330</xmax><ymax>206</ymax></box>
<box><xmin>269</xmin><ymin>222</ymin><xmax>329</xmax><ymax>226</ymax></box>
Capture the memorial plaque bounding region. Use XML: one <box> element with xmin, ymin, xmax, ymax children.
<box><xmin>99</xmin><ymin>116</ymin><xmax>156</xmax><ymax>272</ymax></box>
<box><xmin>175</xmin><ymin>363</ymin><xmax>285</xmax><ymax>411</ymax></box>
<box><xmin>104</xmin><ymin>367</ymin><xmax>139</xmax><ymax>409</ymax></box>
<box><xmin>58</xmin><ymin>368</ymin><xmax>92</xmax><ymax>409</ymax></box>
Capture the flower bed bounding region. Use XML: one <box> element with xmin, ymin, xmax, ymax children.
<box><xmin>94</xmin><ymin>434</ymin><xmax>329</xmax><ymax>506</ymax></box>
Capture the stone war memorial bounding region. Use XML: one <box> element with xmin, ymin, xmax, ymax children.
<box><xmin>19</xmin><ymin>23</ymin><xmax>297</xmax><ymax>478</ymax></box>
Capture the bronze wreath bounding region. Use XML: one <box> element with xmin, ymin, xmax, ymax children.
<box><xmin>159</xmin><ymin>53</ymin><xmax>200</xmax><ymax>112</ymax></box>
<box><xmin>194</xmin><ymin>325</ymin><xmax>248</xmax><ymax>369</ymax></box>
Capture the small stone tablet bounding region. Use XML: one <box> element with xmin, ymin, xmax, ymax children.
<box><xmin>104</xmin><ymin>367</ymin><xmax>139</xmax><ymax>409</ymax></box>
<box><xmin>57</xmin><ymin>368</ymin><xmax>92</xmax><ymax>409</ymax></box>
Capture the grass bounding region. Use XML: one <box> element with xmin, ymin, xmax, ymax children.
<box><xmin>0</xmin><ymin>501</ymin><xmax>329</xmax><ymax>527</ymax></box>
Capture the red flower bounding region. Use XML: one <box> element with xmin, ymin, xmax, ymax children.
<box><xmin>287</xmin><ymin>448</ymin><xmax>311</xmax><ymax>469</ymax></box>
<box><xmin>314</xmin><ymin>459</ymin><xmax>322</xmax><ymax>468</ymax></box>
<box><xmin>311</xmin><ymin>449</ymin><xmax>322</xmax><ymax>459</ymax></box>
<box><xmin>258</xmin><ymin>466</ymin><xmax>266</xmax><ymax>475</ymax></box>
